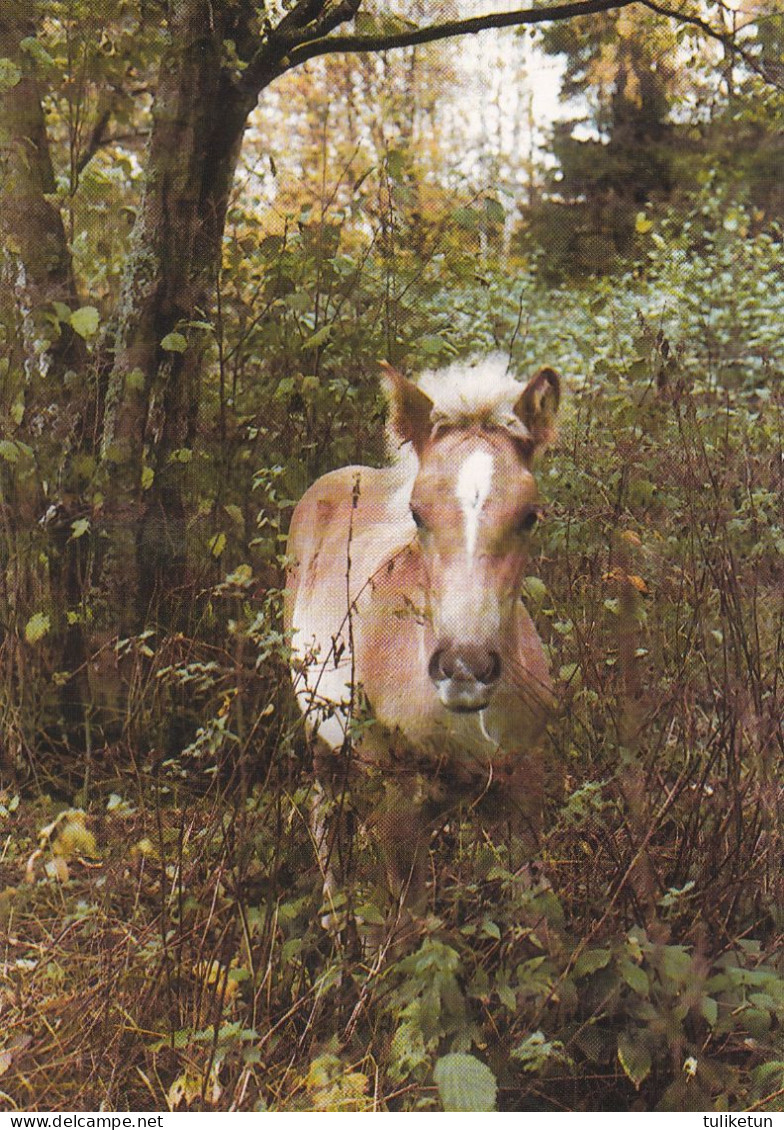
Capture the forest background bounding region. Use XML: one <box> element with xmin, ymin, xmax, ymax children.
<box><xmin>0</xmin><ymin>0</ymin><xmax>782</xmax><ymax>1113</ymax></box>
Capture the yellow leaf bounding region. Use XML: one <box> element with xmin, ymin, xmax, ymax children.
<box><xmin>38</xmin><ymin>809</ymin><xmax>99</xmax><ymax>861</ymax></box>
<box><xmin>44</xmin><ymin>857</ymin><xmax>70</xmax><ymax>882</ymax></box>
<box><xmin>209</xmin><ymin>532</ymin><xmax>226</xmax><ymax>558</ymax></box>
<box><xmin>133</xmin><ymin>837</ymin><xmax>158</xmax><ymax>860</ymax></box>
<box><xmin>24</xmin><ymin>612</ymin><xmax>50</xmax><ymax>644</ymax></box>
<box><xmin>195</xmin><ymin>960</ymin><xmax>239</xmax><ymax>1001</ymax></box>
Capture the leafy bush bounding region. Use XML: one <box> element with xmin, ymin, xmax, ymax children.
<box><xmin>1</xmin><ymin>168</ymin><xmax>781</xmax><ymax>1111</ymax></box>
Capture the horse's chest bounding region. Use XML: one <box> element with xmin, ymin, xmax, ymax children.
<box><xmin>369</xmin><ymin>685</ymin><xmax>505</xmax><ymax>766</ymax></box>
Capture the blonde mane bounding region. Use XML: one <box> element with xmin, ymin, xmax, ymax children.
<box><xmin>417</xmin><ymin>353</ymin><xmax>524</xmax><ymax>427</ymax></box>
<box><xmin>385</xmin><ymin>353</ymin><xmax>530</xmax><ymax>463</ymax></box>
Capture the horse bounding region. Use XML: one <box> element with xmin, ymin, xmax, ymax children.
<box><xmin>284</xmin><ymin>354</ymin><xmax>560</xmax><ymax>935</ymax></box>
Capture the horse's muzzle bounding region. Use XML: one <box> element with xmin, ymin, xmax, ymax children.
<box><xmin>428</xmin><ymin>643</ymin><xmax>502</xmax><ymax>712</ymax></box>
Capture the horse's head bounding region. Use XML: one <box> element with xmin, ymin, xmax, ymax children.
<box><xmin>383</xmin><ymin>359</ymin><xmax>560</xmax><ymax>714</ymax></box>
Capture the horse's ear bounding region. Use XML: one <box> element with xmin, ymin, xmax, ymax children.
<box><xmin>380</xmin><ymin>361</ymin><xmax>434</xmax><ymax>453</ymax></box>
<box><xmin>513</xmin><ymin>366</ymin><xmax>560</xmax><ymax>452</ymax></box>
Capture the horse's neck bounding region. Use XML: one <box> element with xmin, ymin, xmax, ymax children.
<box><xmin>382</xmin><ymin>456</ymin><xmax>417</xmax><ymax>519</ymax></box>
<box><xmin>351</xmin><ymin>458</ymin><xmax>418</xmax><ymax>587</ymax></box>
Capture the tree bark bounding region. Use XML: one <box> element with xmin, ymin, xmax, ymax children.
<box><xmin>98</xmin><ymin>0</ymin><xmax>256</xmax><ymax>632</ymax></box>
<box><xmin>0</xmin><ymin>0</ymin><xmax>90</xmax><ymax>733</ymax></box>
<box><xmin>0</xmin><ymin>0</ymin><xmax>84</xmax><ymax>389</ymax></box>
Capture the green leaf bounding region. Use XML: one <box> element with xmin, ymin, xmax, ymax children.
<box><xmin>617</xmin><ymin>1030</ymin><xmax>652</xmax><ymax>1089</ymax></box>
<box><xmin>302</xmin><ymin>325</ymin><xmax>331</xmax><ymax>350</ymax></box>
<box><xmin>354</xmin><ymin>11</ymin><xmax>381</xmax><ymax>35</ymax></box>
<box><xmin>452</xmin><ymin>206</ymin><xmax>480</xmax><ymax>230</ymax></box>
<box><xmin>620</xmin><ymin>959</ymin><xmax>649</xmax><ymax>996</ymax></box>
<box><xmin>25</xmin><ymin>612</ymin><xmax>51</xmax><ymax>644</ymax></box>
<box><xmin>70</xmin><ymin>306</ymin><xmax>100</xmax><ymax>338</ymax></box>
<box><xmin>701</xmin><ymin>996</ymin><xmax>718</xmax><ymax>1027</ymax></box>
<box><xmin>385</xmin><ymin>148</ymin><xmax>406</xmax><ymax>182</ymax></box>
<box><xmin>433</xmin><ymin>1053</ymin><xmax>497</xmax><ymax>1112</ymax></box>
<box><xmin>660</xmin><ymin>946</ymin><xmax>692</xmax><ymax>986</ymax></box>
<box><xmin>574</xmin><ymin>948</ymin><xmax>611</xmax><ymax>978</ymax></box>
<box><xmin>485</xmin><ymin>197</ymin><xmax>505</xmax><ymax>224</ymax></box>
<box><xmin>390</xmin><ymin>1020</ymin><xmax>427</xmax><ymax>1079</ymax></box>
<box><xmin>160</xmin><ymin>332</ymin><xmax>187</xmax><ymax>352</ymax></box>
<box><xmin>742</xmin><ymin>1007</ymin><xmax>772</xmax><ymax>1039</ymax></box>
<box><xmin>419</xmin><ymin>334</ymin><xmax>448</xmax><ymax>356</ymax></box>
<box><xmin>480</xmin><ymin>917</ymin><xmax>501</xmax><ymax>940</ymax></box>
<box><xmin>225</xmin><ymin>563</ymin><xmax>253</xmax><ymax>586</ymax></box>
<box><xmin>141</xmin><ymin>466</ymin><xmax>155</xmax><ymax>491</ymax></box>
<box><xmin>20</xmin><ymin>37</ymin><xmax>55</xmax><ymax>68</ymax></box>
<box><xmin>0</xmin><ymin>440</ymin><xmax>20</xmax><ymax>463</ymax></box>
<box><xmin>498</xmin><ymin>983</ymin><xmax>517</xmax><ymax>1011</ymax></box>
<box><xmin>522</xmin><ymin>575</ymin><xmax>547</xmax><ymax>606</ymax></box>
<box><xmin>69</xmin><ymin>518</ymin><xmax>90</xmax><ymax>540</ymax></box>
<box><xmin>511</xmin><ymin>1030</ymin><xmax>570</xmax><ymax>1073</ymax></box>
<box><xmin>559</xmin><ymin>662</ymin><xmax>581</xmax><ymax>685</ymax></box>
<box><xmin>0</xmin><ymin>58</ymin><xmax>22</xmax><ymax>90</ymax></box>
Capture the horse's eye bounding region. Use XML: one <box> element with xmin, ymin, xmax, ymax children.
<box><xmin>517</xmin><ymin>507</ymin><xmax>540</xmax><ymax>534</ymax></box>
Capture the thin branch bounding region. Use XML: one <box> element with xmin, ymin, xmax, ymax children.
<box><xmin>638</xmin><ymin>0</ymin><xmax>784</xmax><ymax>89</ymax></box>
<box><xmin>275</xmin><ymin>0</ymin><xmax>327</xmax><ymax>35</ymax></box>
<box><xmin>75</xmin><ymin>103</ymin><xmax>112</xmax><ymax>176</ymax></box>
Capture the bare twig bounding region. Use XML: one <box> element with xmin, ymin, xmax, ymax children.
<box><xmin>639</xmin><ymin>0</ymin><xmax>784</xmax><ymax>89</ymax></box>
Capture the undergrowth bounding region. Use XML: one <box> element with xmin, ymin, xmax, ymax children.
<box><xmin>1</xmin><ymin>200</ymin><xmax>782</xmax><ymax>1111</ymax></box>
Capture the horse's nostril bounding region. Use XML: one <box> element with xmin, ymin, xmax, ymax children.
<box><xmin>429</xmin><ymin>645</ymin><xmax>502</xmax><ymax>686</ymax></box>
<box><xmin>428</xmin><ymin>648</ymin><xmax>445</xmax><ymax>682</ymax></box>
<box><xmin>480</xmin><ymin>649</ymin><xmax>502</xmax><ymax>685</ymax></box>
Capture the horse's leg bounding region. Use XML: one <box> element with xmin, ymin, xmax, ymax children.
<box><xmin>371</xmin><ymin>781</ymin><xmax>435</xmax><ymax>922</ymax></box>
<box><xmin>309</xmin><ymin>740</ymin><xmax>357</xmax><ymax>935</ymax></box>
<box><xmin>495</xmin><ymin>754</ymin><xmax>545</xmax><ymax>873</ymax></box>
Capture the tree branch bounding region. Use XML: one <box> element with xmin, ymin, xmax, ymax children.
<box><xmin>280</xmin><ymin>0</ymin><xmax>637</xmax><ymax>71</ymax></box>
<box><xmin>240</xmin><ymin>0</ymin><xmax>782</xmax><ymax>98</ymax></box>
<box><xmin>638</xmin><ymin>0</ymin><xmax>784</xmax><ymax>89</ymax></box>
<box><xmin>76</xmin><ymin>102</ymin><xmax>113</xmax><ymax>177</ymax></box>
<box><xmin>275</xmin><ymin>0</ymin><xmax>327</xmax><ymax>35</ymax></box>
<box><xmin>241</xmin><ymin>0</ymin><xmax>362</xmax><ymax>92</ymax></box>
<box><xmin>276</xmin><ymin>0</ymin><xmax>360</xmax><ymax>40</ymax></box>
<box><xmin>239</xmin><ymin>0</ymin><xmax>636</xmax><ymax>95</ymax></box>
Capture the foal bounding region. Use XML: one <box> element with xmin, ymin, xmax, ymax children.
<box><xmin>284</xmin><ymin>354</ymin><xmax>560</xmax><ymax>930</ymax></box>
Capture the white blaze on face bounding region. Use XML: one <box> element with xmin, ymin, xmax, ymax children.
<box><xmin>455</xmin><ymin>449</ymin><xmax>494</xmax><ymax>559</ymax></box>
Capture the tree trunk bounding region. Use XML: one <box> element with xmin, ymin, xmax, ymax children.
<box><xmin>0</xmin><ymin>1</ymin><xmax>85</xmax><ymax>393</ymax></box>
<box><xmin>0</xmin><ymin>0</ymin><xmax>91</xmax><ymax>736</ymax></box>
<box><xmin>98</xmin><ymin>0</ymin><xmax>256</xmax><ymax>634</ymax></box>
